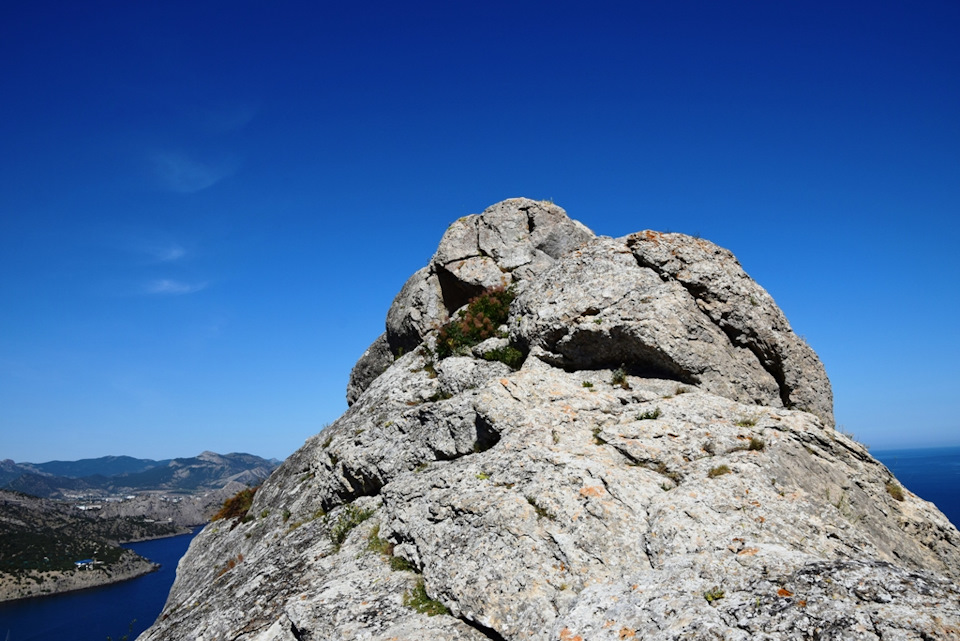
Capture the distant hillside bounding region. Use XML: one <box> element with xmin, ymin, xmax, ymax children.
<box><xmin>23</xmin><ymin>455</ymin><xmax>167</xmax><ymax>478</ymax></box>
<box><xmin>0</xmin><ymin>452</ymin><xmax>279</xmax><ymax>499</ymax></box>
<box><xmin>0</xmin><ymin>489</ymin><xmax>183</xmax><ymax>601</ymax></box>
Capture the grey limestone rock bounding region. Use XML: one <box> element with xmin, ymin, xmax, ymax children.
<box><xmin>346</xmin><ymin>332</ymin><xmax>393</xmax><ymax>406</ymax></box>
<box><xmin>141</xmin><ymin>199</ymin><xmax>958</xmax><ymax>641</ymax></box>
<box><xmin>383</xmin><ymin>198</ymin><xmax>594</xmax><ymax>360</ymax></box>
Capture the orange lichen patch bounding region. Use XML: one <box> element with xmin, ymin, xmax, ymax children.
<box><xmin>619</xmin><ymin>628</ymin><xmax>637</xmax><ymax>639</ymax></box>
<box><xmin>642</xmin><ymin>230</ymin><xmax>663</xmax><ymax>242</ymax></box>
<box><xmin>580</xmin><ymin>486</ymin><xmax>606</xmax><ymax>498</ymax></box>
<box><xmin>749</xmin><ymin>501</ymin><xmax>761</xmax><ymax>507</ymax></box>
<box><xmin>777</xmin><ymin>588</ymin><xmax>794</xmax><ymax>597</ymax></box>
<box><xmin>603</xmin><ymin>620</ymin><xmax>616</xmax><ymax>629</ymax></box>
<box><xmin>797</xmin><ymin>600</ymin><xmax>807</xmax><ymax>608</ymax></box>
<box><xmin>738</xmin><ymin>547</ymin><xmax>759</xmax><ymax>556</ymax></box>
<box><xmin>688</xmin><ymin>492</ymin><xmax>698</xmax><ymax>498</ymax></box>
<box><xmin>559</xmin><ymin>628</ymin><xmax>584</xmax><ymax>641</ymax></box>
<box><xmin>756</xmin><ymin>516</ymin><xmax>766</xmax><ymax>524</ymax></box>
<box><xmin>499</xmin><ymin>378</ymin><xmax>511</xmax><ymax>387</ymax></box>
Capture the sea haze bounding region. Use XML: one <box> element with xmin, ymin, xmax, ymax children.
<box><xmin>874</xmin><ymin>445</ymin><xmax>960</xmax><ymax>529</ymax></box>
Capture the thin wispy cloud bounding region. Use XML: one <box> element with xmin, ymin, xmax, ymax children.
<box><xmin>202</xmin><ymin>101</ymin><xmax>260</xmax><ymax>134</ymax></box>
<box><xmin>150</xmin><ymin>151</ymin><xmax>240</xmax><ymax>194</ymax></box>
<box><xmin>143</xmin><ymin>279</ymin><xmax>208</xmax><ymax>295</ymax></box>
<box><xmin>154</xmin><ymin>243</ymin><xmax>186</xmax><ymax>262</ymax></box>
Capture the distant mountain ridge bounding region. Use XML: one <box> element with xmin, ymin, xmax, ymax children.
<box><xmin>0</xmin><ymin>452</ymin><xmax>279</xmax><ymax>499</ymax></box>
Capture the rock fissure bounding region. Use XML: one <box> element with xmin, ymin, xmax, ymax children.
<box><xmin>457</xmin><ymin>615</ymin><xmax>509</xmax><ymax>641</ymax></box>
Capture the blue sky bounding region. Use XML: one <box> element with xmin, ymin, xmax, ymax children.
<box><xmin>1</xmin><ymin>1</ymin><xmax>958</xmax><ymax>462</ymax></box>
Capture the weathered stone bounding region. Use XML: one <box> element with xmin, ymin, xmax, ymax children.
<box><xmin>380</xmin><ymin>198</ymin><xmax>594</xmax><ymax>372</ymax></box>
<box><xmin>346</xmin><ymin>332</ymin><xmax>392</xmax><ymax>406</ymax></box>
<box><xmin>626</xmin><ymin>230</ymin><xmax>834</xmax><ymax>426</ymax></box>
<box><xmin>513</xmin><ymin>237</ymin><xmax>785</xmax><ymax>410</ymax></box>
<box><xmin>143</xmin><ymin>200</ymin><xmax>958</xmax><ymax>641</ymax></box>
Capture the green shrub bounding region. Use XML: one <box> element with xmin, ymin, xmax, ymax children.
<box><xmin>403</xmin><ymin>579</ymin><xmax>449</xmax><ymax>616</ymax></box>
<box><xmin>212</xmin><ymin>486</ymin><xmax>258</xmax><ymax>522</ymax></box>
<box><xmin>481</xmin><ymin>345</ymin><xmax>525</xmax><ymax>369</ymax></box>
<box><xmin>703</xmin><ymin>587</ymin><xmax>725</xmax><ymax>603</ymax></box>
<box><xmin>637</xmin><ymin>407</ymin><xmax>662</xmax><ymax>420</ymax></box>
<box><xmin>329</xmin><ymin>503</ymin><xmax>374</xmax><ymax>550</ymax></box>
<box><xmin>747</xmin><ymin>437</ymin><xmax>766</xmax><ymax>451</ymax></box>
<box><xmin>435</xmin><ymin>286</ymin><xmax>514</xmax><ymax>359</ymax></box>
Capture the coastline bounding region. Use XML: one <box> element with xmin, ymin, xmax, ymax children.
<box><xmin>0</xmin><ymin>549</ymin><xmax>158</xmax><ymax>603</ymax></box>
<box><xmin>118</xmin><ymin>524</ymin><xmax>196</xmax><ymax>544</ymax></box>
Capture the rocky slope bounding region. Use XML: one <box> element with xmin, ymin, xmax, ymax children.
<box><xmin>140</xmin><ymin>199</ymin><xmax>959</xmax><ymax>640</ymax></box>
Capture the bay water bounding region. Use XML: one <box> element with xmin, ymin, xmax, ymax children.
<box><xmin>873</xmin><ymin>445</ymin><xmax>960</xmax><ymax>528</ymax></box>
<box><xmin>0</xmin><ymin>528</ymin><xmax>199</xmax><ymax>641</ymax></box>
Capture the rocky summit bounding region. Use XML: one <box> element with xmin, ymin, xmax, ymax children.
<box><xmin>141</xmin><ymin>199</ymin><xmax>960</xmax><ymax>641</ymax></box>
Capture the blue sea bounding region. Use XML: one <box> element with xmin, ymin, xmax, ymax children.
<box><xmin>873</xmin><ymin>445</ymin><xmax>960</xmax><ymax>529</ymax></box>
<box><xmin>0</xmin><ymin>528</ymin><xmax>199</xmax><ymax>641</ymax></box>
<box><xmin>0</xmin><ymin>448</ymin><xmax>957</xmax><ymax>641</ymax></box>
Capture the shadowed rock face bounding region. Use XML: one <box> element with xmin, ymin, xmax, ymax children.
<box><xmin>142</xmin><ymin>200</ymin><xmax>958</xmax><ymax>641</ymax></box>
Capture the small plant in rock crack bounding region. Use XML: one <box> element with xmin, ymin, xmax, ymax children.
<box><xmin>886</xmin><ymin>482</ymin><xmax>905</xmax><ymax>501</ymax></box>
<box><xmin>652</xmin><ymin>462</ymin><xmax>682</xmax><ymax>484</ymax></box>
<box><xmin>403</xmin><ymin>579</ymin><xmax>450</xmax><ymax>616</ymax></box>
<box><xmin>481</xmin><ymin>345</ymin><xmax>525</xmax><ymax>369</ymax></box>
<box><xmin>708</xmin><ymin>464</ymin><xmax>731</xmax><ymax>478</ymax></box>
<box><xmin>592</xmin><ymin>427</ymin><xmax>607</xmax><ymax>445</ymax></box>
<box><xmin>735</xmin><ymin>417</ymin><xmax>757</xmax><ymax>427</ymax></box>
<box><xmin>704</xmin><ymin>587</ymin><xmax>725</xmax><ymax>603</ymax></box>
<box><xmin>526</xmin><ymin>496</ymin><xmax>555</xmax><ymax>520</ymax></box>
<box><xmin>582</xmin><ymin>381</ymin><xmax>594</xmax><ymax>388</ymax></box>
<box><xmin>367</xmin><ymin>524</ymin><xmax>393</xmax><ymax>556</ymax></box>
<box><xmin>637</xmin><ymin>407</ymin><xmax>662</xmax><ymax>420</ymax></box>
<box><xmin>729</xmin><ymin>436</ymin><xmax>766</xmax><ymax>453</ymax></box>
<box><xmin>390</xmin><ymin>555</ymin><xmax>416</xmax><ymax>572</ymax></box>
<box><xmin>611</xmin><ymin>365</ymin><xmax>630</xmax><ymax>390</ymax></box>
<box><xmin>329</xmin><ymin>503</ymin><xmax>374</xmax><ymax>550</ymax></box>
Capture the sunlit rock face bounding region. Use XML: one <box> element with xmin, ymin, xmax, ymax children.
<box><xmin>141</xmin><ymin>199</ymin><xmax>958</xmax><ymax>641</ymax></box>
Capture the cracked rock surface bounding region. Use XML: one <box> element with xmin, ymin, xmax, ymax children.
<box><xmin>140</xmin><ymin>199</ymin><xmax>958</xmax><ymax>641</ymax></box>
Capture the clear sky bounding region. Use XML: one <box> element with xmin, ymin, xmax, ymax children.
<box><xmin>2</xmin><ymin>1</ymin><xmax>958</xmax><ymax>463</ymax></box>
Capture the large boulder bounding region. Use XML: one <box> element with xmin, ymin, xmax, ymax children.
<box><xmin>142</xmin><ymin>199</ymin><xmax>958</xmax><ymax>641</ymax></box>
<box><xmin>383</xmin><ymin>198</ymin><xmax>594</xmax><ymax>361</ymax></box>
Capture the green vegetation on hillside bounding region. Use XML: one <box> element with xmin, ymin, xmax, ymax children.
<box><xmin>0</xmin><ymin>491</ymin><xmax>179</xmax><ymax>574</ymax></box>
